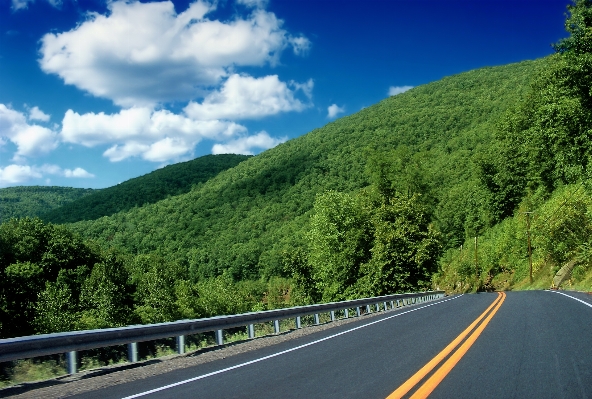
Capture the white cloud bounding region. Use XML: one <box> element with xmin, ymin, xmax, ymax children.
<box><xmin>184</xmin><ymin>74</ymin><xmax>311</xmax><ymax>120</ymax></box>
<box><xmin>39</xmin><ymin>0</ymin><xmax>310</xmax><ymax>107</ymax></box>
<box><xmin>11</xmin><ymin>0</ymin><xmax>61</xmax><ymax>11</ymax></box>
<box><xmin>0</xmin><ymin>164</ymin><xmax>94</xmax><ymax>187</ymax></box>
<box><xmin>0</xmin><ymin>104</ymin><xmax>58</xmax><ymax>159</ymax></box>
<box><xmin>212</xmin><ymin>131</ymin><xmax>285</xmax><ymax>155</ymax></box>
<box><xmin>0</xmin><ymin>164</ymin><xmax>41</xmax><ymax>184</ymax></box>
<box><xmin>291</xmin><ymin>78</ymin><xmax>314</xmax><ymax>100</ymax></box>
<box><xmin>237</xmin><ymin>0</ymin><xmax>268</xmax><ymax>8</ymax></box>
<box><xmin>289</xmin><ymin>36</ymin><xmax>311</xmax><ymax>56</ymax></box>
<box><xmin>11</xmin><ymin>0</ymin><xmax>34</xmax><ymax>11</ymax></box>
<box><xmin>143</xmin><ymin>138</ymin><xmax>191</xmax><ymax>162</ymax></box>
<box><xmin>327</xmin><ymin>104</ymin><xmax>345</xmax><ymax>119</ymax></box>
<box><xmin>61</xmin><ymin>107</ymin><xmax>247</xmax><ymax>162</ymax></box>
<box><xmin>28</xmin><ymin>106</ymin><xmax>51</xmax><ymax>122</ymax></box>
<box><xmin>103</xmin><ymin>142</ymin><xmax>150</xmax><ymax>163</ymax></box>
<box><xmin>388</xmin><ymin>85</ymin><xmax>414</xmax><ymax>96</ymax></box>
<box><xmin>64</xmin><ymin>167</ymin><xmax>95</xmax><ymax>178</ymax></box>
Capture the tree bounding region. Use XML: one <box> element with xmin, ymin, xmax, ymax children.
<box><xmin>553</xmin><ymin>0</ymin><xmax>592</xmax><ymax>55</ymax></box>
<box><xmin>357</xmin><ymin>193</ymin><xmax>441</xmax><ymax>296</ymax></box>
<box><xmin>307</xmin><ymin>191</ymin><xmax>373</xmax><ymax>301</ymax></box>
<box><xmin>78</xmin><ymin>253</ymin><xmax>134</xmax><ymax>330</ymax></box>
<box><xmin>480</xmin><ymin>1</ymin><xmax>592</xmax><ymax>215</ymax></box>
<box><xmin>0</xmin><ymin>218</ymin><xmax>99</xmax><ymax>338</ymax></box>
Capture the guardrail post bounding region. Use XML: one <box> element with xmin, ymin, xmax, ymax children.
<box><xmin>274</xmin><ymin>320</ymin><xmax>280</xmax><ymax>334</ymax></box>
<box><xmin>383</xmin><ymin>301</ymin><xmax>388</xmax><ymax>310</ymax></box>
<box><xmin>176</xmin><ymin>335</ymin><xmax>185</xmax><ymax>355</ymax></box>
<box><xmin>66</xmin><ymin>351</ymin><xmax>77</xmax><ymax>374</ymax></box>
<box><xmin>366</xmin><ymin>305</ymin><xmax>371</xmax><ymax>314</ymax></box>
<box><xmin>248</xmin><ymin>324</ymin><xmax>255</xmax><ymax>339</ymax></box>
<box><xmin>390</xmin><ymin>300</ymin><xmax>394</xmax><ymax>309</ymax></box>
<box><xmin>314</xmin><ymin>313</ymin><xmax>320</xmax><ymax>325</ymax></box>
<box><xmin>375</xmin><ymin>303</ymin><xmax>380</xmax><ymax>312</ymax></box>
<box><xmin>356</xmin><ymin>307</ymin><xmax>361</xmax><ymax>317</ymax></box>
<box><xmin>295</xmin><ymin>316</ymin><xmax>301</xmax><ymax>329</ymax></box>
<box><xmin>330</xmin><ymin>311</ymin><xmax>335</xmax><ymax>321</ymax></box>
<box><xmin>216</xmin><ymin>330</ymin><xmax>224</xmax><ymax>346</ymax></box>
<box><xmin>344</xmin><ymin>308</ymin><xmax>349</xmax><ymax>318</ymax></box>
<box><xmin>128</xmin><ymin>342</ymin><xmax>138</xmax><ymax>363</ymax></box>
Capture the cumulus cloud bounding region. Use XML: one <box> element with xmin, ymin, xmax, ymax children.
<box><xmin>0</xmin><ymin>164</ymin><xmax>94</xmax><ymax>187</ymax></box>
<box><xmin>388</xmin><ymin>85</ymin><xmax>414</xmax><ymax>96</ymax></box>
<box><xmin>212</xmin><ymin>131</ymin><xmax>285</xmax><ymax>155</ymax></box>
<box><xmin>0</xmin><ymin>164</ymin><xmax>41</xmax><ymax>184</ymax></box>
<box><xmin>28</xmin><ymin>106</ymin><xmax>51</xmax><ymax>122</ymax></box>
<box><xmin>327</xmin><ymin>104</ymin><xmax>345</xmax><ymax>119</ymax></box>
<box><xmin>61</xmin><ymin>107</ymin><xmax>247</xmax><ymax>162</ymax></box>
<box><xmin>64</xmin><ymin>167</ymin><xmax>94</xmax><ymax>178</ymax></box>
<box><xmin>39</xmin><ymin>0</ymin><xmax>311</xmax><ymax>107</ymax></box>
<box><xmin>184</xmin><ymin>74</ymin><xmax>312</xmax><ymax>120</ymax></box>
<box><xmin>0</xmin><ymin>104</ymin><xmax>58</xmax><ymax>159</ymax></box>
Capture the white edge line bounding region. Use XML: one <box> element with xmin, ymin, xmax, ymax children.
<box><xmin>547</xmin><ymin>290</ymin><xmax>592</xmax><ymax>309</ymax></box>
<box><xmin>122</xmin><ymin>295</ymin><xmax>462</xmax><ymax>399</ymax></box>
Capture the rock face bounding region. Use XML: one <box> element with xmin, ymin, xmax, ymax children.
<box><xmin>553</xmin><ymin>259</ymin><xmax>578</xmax><ymax>288</ymax></box>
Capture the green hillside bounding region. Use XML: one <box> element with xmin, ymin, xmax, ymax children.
<box><xmin>4</xmin><ymin>0</ymin><xmax>592</xmax><ymax>359</ymax></box>
<box><xmin>0</xmin><ymin>186</ymin><xmax>95</xmax><ymax>224</ymax></box>
<box><xmin>69</xmin><ymin>59</ymin><xmax>539</xmax><ymax>282</ymax></box>
<box><xmin>42</xmin><ymin>154</ymin><xmax>250</xmax><ymax>223</ymax></box>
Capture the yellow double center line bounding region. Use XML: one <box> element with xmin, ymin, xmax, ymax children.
<box><xmin>387</xmin><ymin>291</ymin><xmax>506</xmax><ymax>399</ymax></box>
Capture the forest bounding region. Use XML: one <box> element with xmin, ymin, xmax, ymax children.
<box><xmin>40</xmin><ymin>154</ymin><xmax>250</xmax><ymax>223</ymax></box>
<box><xmin>2</xmin><ymin>0</ymin><xmax>592</xmax><ymax>350</ymax></box>
<box><xmin>0</xmin><ymin>186</ymin><xmax>95</xmax><ymax>224</ymax></box>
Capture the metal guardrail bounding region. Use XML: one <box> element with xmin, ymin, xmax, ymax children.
<box><xmin>0</xmin><ymin>290</ymin><xmax>444</xmax><ymax>374</ymax></box>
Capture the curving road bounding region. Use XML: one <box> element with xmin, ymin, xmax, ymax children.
<box><xmin>69</xmin><ymin>290</ymin><xmax>592</xmax><ymax>399</ymax></box>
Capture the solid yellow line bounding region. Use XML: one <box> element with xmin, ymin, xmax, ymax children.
<box><xmin>409</xmin><ymin>291</ymin><xmax>506</xmax><ymax>399</ymax></box>
<box><xmin>386</xmin><ymin>292</ymin><xmax>503</xmax><ymax>399</ymax></box>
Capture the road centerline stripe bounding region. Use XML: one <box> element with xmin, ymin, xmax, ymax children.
<box><xmin>409</xmin><ymin>291</ymin><xmax>505</xmax><ymax>398</ymax></box>
<box><xmin>121</xmin><ymin>295</ymin><xmax>461</xmax><ymax>399</ymax></box>
<box><xmin>387</xmin><ymin>292</ymin><xmax>505</xmax><ymax>399</ymax></box>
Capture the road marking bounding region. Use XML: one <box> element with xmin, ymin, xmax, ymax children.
<box><xmin>387</xmin><ymin>292</ymin><xmax>506</xmax><ymax>399</ymax></box>
<box><xmin>548</xmin><ymin>290</ymin><xmax>592</xmax><ymax>309</ymax></box>
<box><xmin>121</xmin><ymin>295</ymin><xmax>461</xmax><ymax>399</ymax></box>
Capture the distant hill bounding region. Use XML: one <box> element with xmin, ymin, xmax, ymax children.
<box><xmin>42</xmin><ymin>154</ymin><xmax>250</xmax><ymax>223</ymax></box>
<box><xmin>68</xmin><ymin>59</ymin><xmax>540</xmax><ymax>281</ymax></box>
<box><xmin>0</xmin><ymin>186</ymin><xmax>95</xmax><ymax>223</ymax></box>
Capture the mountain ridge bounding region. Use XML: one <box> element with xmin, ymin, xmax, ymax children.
<box><xmin>64</xmin><ymin>59</ymin><xmax>541</xmax><ymax>280</ymax></box>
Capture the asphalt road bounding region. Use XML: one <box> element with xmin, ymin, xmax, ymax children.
<box><xmin>69</xmin><ymin>290</ymin><xmax>592</xmax><ymax>399</ymax></box>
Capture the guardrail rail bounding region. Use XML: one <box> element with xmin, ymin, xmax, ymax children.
<box><xmin>0</xmin><ymin>290</ymin><xmax>444</xmax><ymax>374</ymax></box>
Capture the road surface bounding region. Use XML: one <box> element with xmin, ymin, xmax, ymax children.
<box><xmin>68</xmin><ymin>290</ymin><xmax>592</xmax><ymax>399</ymax></box>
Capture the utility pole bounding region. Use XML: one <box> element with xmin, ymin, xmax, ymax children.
<box><xmin>525</xmin><ymin>211</ymin><xmax>534</xmax><ymax>284</ymax></box>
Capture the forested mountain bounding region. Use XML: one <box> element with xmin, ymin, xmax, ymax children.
<box><xmin>0</xmin><ymin>186</ymin><xmax>95</xmax><ymax>224</ymax></box>
<box><xmin>69</xmin><ymin>60</ymin><xmax>539</xmax><ymax>282</ymax></box>
<box><xmin>2</xmin><ymin>59</ymin><xmax>543</xmax><ymax>341</ymax></box>
<box><xmin>41</xmin><ymin>154</ymin><xmax>250</xmax><ymax>223</ymax></box>
<box><xmin>4</xmin><ymin>2</ymin><xmax>592</xmax><ymax>373</ymax></box>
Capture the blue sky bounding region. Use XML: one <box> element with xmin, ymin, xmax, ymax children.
<box><xmin>0</xmin><ymin>0</ymin><xmax>569</xmax><ymax>188</ymax></box>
